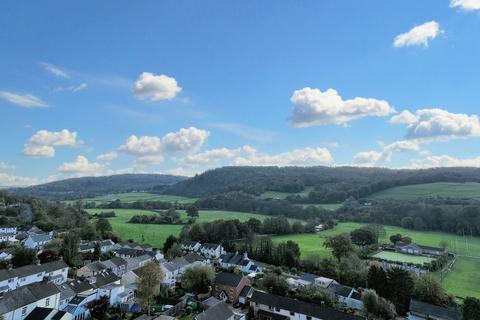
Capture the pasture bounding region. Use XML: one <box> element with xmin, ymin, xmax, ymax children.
<box><xmin>75</xmin><ymin>192</ymin><xmax>198</xmax><ymax>204</ymax></box>
<box><xmin>87</xmin><ymin>208</ymin><xmax>300</xmax><ymax>248</ymax></box>
<box><xmin>295</xmin><ymin>203</ymin><xmax>343</xmax><ymax>211</ymax></box>
<box><xmin>259</xmin><ymin>187</ymin><xmax>314</xmax><ymax>200</ymax></box>
<box><xmin>370</xmin><ymin>182</ymin><xmax>480</xmax><ymax>200</ymax></box>
<box><xmin>371</xmin><ymin>251</ymin><xmax>434</xmax><ymax>265</ymax></box>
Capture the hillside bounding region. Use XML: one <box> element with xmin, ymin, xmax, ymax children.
<box><xmin>370</xmin><ymin>182</ymin><xmax>480</xmax><ymax>200</ymax></box>
<box><xmin>12</xmin><ymin>174</ymin><xmax>186</xmax><ymax>200</ymax></box>
<box><xmin>164</xmin><ymin>166</ymin><xmax>480</xmax><ymax>201</ymax></box>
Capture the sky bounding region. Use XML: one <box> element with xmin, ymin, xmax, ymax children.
<box><xmin>1</xmin><ymin>0</ymin><xmax>480</xmax><ymax>186</ymax></box>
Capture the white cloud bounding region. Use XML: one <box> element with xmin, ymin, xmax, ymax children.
<box><xmin>450</xmin><ymin>0</ymin><xmax>480</xmax><ymax>11</ymax></box>
<box><xmin>393</xmin><ymin>21</ymin><xmax>442</xmax><ymax>48</ymax></box>
<box><xmin>40</xmin><ymin>62</ymin><xmax>70</xmax><ymax>78</ymax></box>
<box><xmin>0</xmin><ymin>91</ymin><xmax>47</xmax><ymax>108</ymax></box>
<box><xmin>133</xmin><ymin>72</ymin><xmax>182</xmax><ymax>101</ymax></box>
<box><xmin>0</xmin><ymin>172</ymin><xmax>39</xmax><ymax>187</ymax></box>
<box><xmin>96</xmin><ymin>151</ymin><xmax>118</xmax><ymax>161</ymax></box>
<box><xmin>233</xmin><ymin>147</ymin><xmax>333</xmax><ymax>167</ymax></box>
<box><xmin>55</xmin><ymin>83</ymin><xmax>88</xmax><ymax>93</ymax></box>
<box><xmin>23</xmin><ymin>129</ymin><xmax>81</xmax><ymax>158</ymax></box>
<box><xmin>185</xmin><ymin>145</ymin><xmax>256</xmax><ymax>165</ymax></box>
<box><xmin>391</xmin><ymin>108</ymin><xmax>480</xmax><ymax>141</ymax></box>
<box><xmin>57</xmin><ymin>156</ymin><xmax>104</xmax><ymax>177</ymax></box>
<box><xmin>410</xmin><ymin>154</ymin><xmax>480</xmax><ymax>168</ymax></box>
<box><xmin>290</xmin><ymin>87</ymin><xmax>395</xmax><ymax>127</ymax></box>
<box><xmin>118</xmin><ymin>127</ymin><xmax>209</xmax><ymax>164</ymax></box>
<box><xmin>354</xmin><ymin>140</ymin><xmax>421</xmax><ymax>166</ymax></box>
<box><xmin>0</xmin><ymin>162</ymin><xmax>15</xmax><ymax>170</ymax></box>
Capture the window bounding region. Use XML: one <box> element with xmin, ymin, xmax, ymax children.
<box><xmin>307</xmin><ymin>317</ymin><xmax>312</xmax><ymax>320</ymax></box>
<box><xmin>290</xmin><ymin>311</ymin><xmax>295</xmax><ymax>315</ymax></box>
<box><xmin>22</xmin><ymin>307</ymin><xmax>27</xmax><ymax>316</ymax></box>
<box><xmin>46</xmin><ymin>297</ymin><xmax>50</xmax><ymax>306</ymax></box>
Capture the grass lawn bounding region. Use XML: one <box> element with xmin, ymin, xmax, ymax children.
<box><xmin>371</xmin><ymin>251</ymin><xmax>434</xmax><ymax>265</ymax></box>
<box><xmin>87</xmin><ymin>208</ymin><xmax>301</xmax><ymax>248</ymax></box>
<box><xmin>73</xmin><ymin>192</ymin><xmax>198</xmax><ymax>205</ymax></box>
<box><xmin>441</xmin><ymin>257</ymin><xmax>480</xmax><ymax>299</ymax></box>
<box><xmin>370</xmin><ymin>182</ymin><xmax>480</xmax><ymax>200</ymax></box>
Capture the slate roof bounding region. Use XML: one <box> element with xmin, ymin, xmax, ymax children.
<box><xmin>183</xmin><ymin>252</ymin><xmax>206</xmax><ymax>264</ymax></box>
<box><xmin>256</xmin><ymin>309</ymin><xmax>289</xmax><ymax>320</ymax></box>
<box><xmin>214</xmin><ymin>272</ymin><xmax>244</xmax><ymax>288</ymax></box>
<box><xmin>239</xmin><ymin>285</ymin><xmax>252</xmax><ymax>298</ymax></box>
<box><xmin>300</xmin><ymin>273</ymin><xmax>319</xmax><ymax>283</ymax></box>
<box><xmin>251</xmin><ymin>291</ymin><xmax>364</xmax><ymax>320</ymax></box>
<box><xmin>93</xmin><ymin>271</ymin><xmax>120</xmax><ymax>288</ymax></box>
<box><xmin>0</xmin><ymin>260</ymin><xmax>67</xmax><ymax>281</ymax></box>
<box><xmin>201</xmin><ymin>243</ymin><xmax>221</xmax><ymax>250</ymax></box>
<box><xmin>330</xmin><ymin>283</ymin><xmax>354</xmax><ymax>298</ymax></box>
<box><xmin>0</xmin><ymin>282</ymin><xmax>60</xmax><ymax>314</ymax></box>
<box><xmin>55</xmin><ymin>283</ymin><xmax>76</xmax><ymax>300</ymax></box>
<box><xmin>195</xmin><ymin>301</ymin><xmax>233</xmax><ymax>320</ymax></box>
<box><xmin>51</xmin><ymin>310</ymin><xmax>68</xmax><ymax>320</ymax></box>
<box><xmin>82</xmin><ymin>261</ymin><xmax>106</xmax><ymax>273</ymax></box>
<box><xmin>409</xmin><ymin>300</ymin><xmax>461</xmax><ymax>320</ymax></box>
<box><xmin>66</xmin><ymin>279</ymin><xmax>95</xmax><ymax>294</ymax></box>
<box><xmin>27</xmin><ymin>233</ymin><xmax>52</xmax><ymax>243</ymax></box>
<box><xmin>220</xmin><ymin>253</ymin><xmax>248</xmax><ymax>265</ymax></box>
<box><xmin>24</xmin><ymin>306</ymin><xmax>54</xmax><ymax>320</ymax></box>
<box><xmin>182</xmin><ymin>240</ymin><xmax>200</xmax><ymax>247</ymax></box>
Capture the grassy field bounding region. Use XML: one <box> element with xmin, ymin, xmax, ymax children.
<box><xmin>87</xmin><ymin>208</ymin><xmax>300</xmax><ymax>248</ymax></box>
<box><xmin>370</xmin><ymin>182</ymin><xmax>480</xmax><ymax>200</ymax></box>
<box><xmin>371</xmin><ymin>251</ymin><xmax>434</xmax><ymax>265</ymax></box>
<box><xmin>272</xmin><ymin>222</ymin><xmax>480</xmax><ymax>298</ymax></box>
<box><xmin>259</xmin><ymin>187</ymin><xmax>314</xmax><ymax>200</ymax></box>
<box><xmin>75</xmin><ymin>192</ymin><xmax>198</xmax><ymax>204</ymax></box>
<box><xmin>295</xmin><ymin>203</ymin><xmax>343</xmax><ymax>211</ymax></box>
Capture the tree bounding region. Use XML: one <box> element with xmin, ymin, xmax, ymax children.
<box><xmin>186</xmin><ymin>205</ymin><xmax>199</xmax><ymax>220</ymax></box>
<box><xmin>38</xmin><ymin>249</ymin><xmax>59</xmax><ymax>264</ymax></box>
<box><xmin>180</xmin><ymin>265</ymin><xmax>215</xmax><ymax>294</ymax></box>
<box><xmin>367</xmin><ymin>264</ymin><xmax>388</xmax><ymax>298</ymax></box>
<box><xmin>163</xmin><ymin>235</ymin><xmax>179</xmax><ymax>253</ymax></box>
<box><xmin>93</xmin><ymin>242</ymin><xmax>101</xmax><ymax>261</ymax></box>
<box><xmin>386</xmin><ymin>268</ymin><xmax>414</xmax><ymax>315</ymax></box>
<box><xmin>167</xmin><ymin>242</ymin><xmax>183</xmax><ymax>260</ymax></box>
<box><xmin>86</xmin><ymin>295</ymin><xmax>110</xmax><ymax>320</ymax></box>
<box><xmin>79</xmin><ymin>223</ymin><xmax>97</xmax><ymax>241</ymax></box>
<box><xmin>95</xmin><ymin>218</ymin><xmax>112</xmax><ymax>238</ymax></box>
<box><xmin>390</xmin><ymin>234</ymin><xmax>403</xmax><ymax>244</ymax></box>
<box><xmin>165</xmin><ymin>208</ymin><xmax>181</xmax><ymax>224</ymax></box>
<box><xmin>12</xmin><ymin>248</ymin><xmax>37</xmax><ymax>267</ymax></box>
<box><xmin>439</xmin><ymin>240</ymin><xmax>448</xmax><ymax>250</ymax></box>
<box><xmin>462</xmin><ymin>297</ymin><xmax>480</xmax><ymax>320</ymax></box>
<box><xmin>61</xmin><ymin>232</ymin><xmax>81</xmax><ymax>267</ymax></box>
<box><xmin>260</xmin><ymin>273</ymin><xmax>289</xmax><ymax>296</ymax></box>
<box><xmin>350</xmin><ymin>228</ymin><xmax>378</xmax><ymax>246</ymax></box>
<box><xmin>362</xmin><ymin>289</ymin><xmax>396</xmax><ymax>319</ymax></box>
<box><xmin>414</xmin><ymin>273</ymin><xmax>446</xmax><ymax>306</ymax></box>
<box><xmin>324</xmin><ymin>233</ymin><xmax>353</xmax><ymax>261</ymax></box>
<box><xmin>137</xmin><ymin>261</ymin><xmax>164</xmax><ymax>314</ymax></box>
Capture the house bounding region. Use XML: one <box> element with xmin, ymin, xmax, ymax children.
<box><xmin>78</xmin><ymin>241</ymin><xmax>95</xmax><ymax>254</ymax></box>
<box><xmin>113</xmin><ymin>248</ymin><xmax>164</xmax><ymax>261</ymax></box>
<box><xmin>91</xmin><ymin>271</ymin><xmax>126</xmax><ymax>305</ymax></box>
<box><xmin>398</xmin><ymin>243</ymin><xmax>445</xmax><ymax>256</ymax></box>
<box><xmin>114</xmin><ymin>242</ymin><xmax>152</xmax><ymax>252</ymax></box>
<box><xmin>213</xmin><ymin>272</ymin><xmax>251</xmax><ymax>303</ymax></box>
<box><xmin>0</xmin><ymin>247</ymin><xmax>15</xmax><ymax>261</ymax></box>
<box><xmin>0</xmin><ymin>227</ymin><xmax>17</xmax><ymax>234</ymax></box>
<box><xmin>76</xmin><ymin>261</ymin><xmax>107</xmax><ymax>278</ymax></box>
<box><xmin>219</xmin><ymin>252</ymin><xmax>261</xmax><ymax>273</ymax></box>
<box><xmin>408</xmin><ymin>300</ymin><xmax>461</xmax><ymax>320</ymax></box>
<box><xmin>24</xmin><ymin>307</ymin><xmax>72</xmax><ymax>320</ymax></box>
<box><xmin>101</xmin><ymin>257</ymin><xmax>128</xmax><ymax>276</ymax></box>
<box><xmin>329</xmin><ymin>284</ymin><xmax>363</xmax><ymax>310</ymax></box>
<box><xmin>98</xmin><ymin>240</ymin><xmax>115</xmax><ymax>253</ymax></box>
<box><xmin>250</xmin><ymin>290</ymin><xmax>365</xmax><ymax>320</ymax></box>
<box><xmin>125</xmin><ymin>254</ymin><xmax>153</xmax><ymax>271</ymax></box>
<box><xmin>55</xmin><ymin>283</ymin><xmax>76</xmax><ymax>310</ymax></box>
<box><xmin>200</xmin><ymin>243</ymin><xmax>225</xmax><ymax>258</ymax></box>
<box><xmin>195</xmin><ymin>301</ymin><xmax>235</xmax><ymax>320</ymax></box>
<box><xmin>23</xmin><ymin>233</ymin><xmax>53</xmax><ymax>249</ymax></box>
<box><xmin>238</xmin><ymin>285</ymin><xmax>253</xmax><ymax>305</ymax></box>
<box><xmin>159</xmin><ymin>254</ymin><xmax>211</xmax><ymax>289</ymax></box>
<box><xmin>79</xmin><ymin>240</ymin><xmax>115</xmax><ymax>254</ymax></box>
<box><xmin>0</xmin><ymin>282</ymin><xmax>61</xmax><ymax>320</ymax></box>
<box><xmin>0</xmin><ymin>261</ymin><xmax>69</xmax><ymax>293</ymax></box>
<box><xmin>181</xmin><ymin>241</ymin><xmax>201</xmax><ymax>252</ymax></box>
<box><xmin>0</xmin><ymin>232</ymin><xmax>17</xmax><ymax>244</ymax></box>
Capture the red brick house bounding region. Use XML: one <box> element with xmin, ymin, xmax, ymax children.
<box><xmin>213</xmin><ymin>272</ymin><xmax>251</xmax><ymax>303</ymax></box>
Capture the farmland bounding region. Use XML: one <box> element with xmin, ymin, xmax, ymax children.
<box><xmin>87</xmin><ymin>208</ymin><xmax>300</xmax><ymax>248</ymax></box>
<box><xmin>370</xmin><ymin>182</ymin><xmax>480</xmax><ymax>200</ymax></box>
<box><xmin>72</xmin><ymin>192</ymin><xmax>198</xmax><ymax>205</ymax></box>
<box><xmin>272</xmin><ymin>222</ymin><xmax>480</xmax><ymax>298</ymax></box>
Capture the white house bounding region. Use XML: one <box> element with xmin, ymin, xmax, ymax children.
<box><xmin>199</xmin><ymin>243</ymin><xmax>225</xmax><ymax>259</ymax></box>
<box><xmin>219</xmin><ymin>252</ymin><xmax>261</xmax><ymax>273</ymax></box>
<box><xmin>0</xmin><ymin>232</ymin><xmax>17</xmax><ymax>244</ymax></box>
<box><xmin>181</xmin><ymin>241</ymin><xmax>201</xmax><ymax>252</ymax></box>
<box><xmin>0</xmin><ymin>227</ymin><xmax>17</xmax><ymax>234</ymax></box>
<box><xmin>0</xmin><ymin>248</ymin><xmax>15</xmax><ymax>261</ymax></box>
<box><xmin>0</xmin><ymin>282</ymin><xmax>61</xmax><ymax>320</ymax></box>
<box><xmin>100</xmin><ymin>257</ymin><xmax>128</xmax><ymax>277</ymax></box>
<box><xmin>23</xmin><ymin>233</ymin><xmax>53</xmax><ymax>249</ymax></box>
<box><xmin>250</xmin><ymin>290</ymin><xmax>363</xmax><ymax>320</ymax></box>
<box><xmin>330</xmin><ymin>284</ymin><xmax>363</xmax><ymax>310</ymax></box>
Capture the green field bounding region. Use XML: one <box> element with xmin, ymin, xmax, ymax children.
<box><xmin>75</xmin><ymin>192</ymin><xmax>198</xmax><ymax>204</ymax></box>
<box><xmin>259</xmin><ymin>187</ymin><xmax>314</xmax><ymax>200</ymax></box>
<box><xmin>272</xmin><ymin>222</ymin><xmax>480</xmax><ymax>298</ymax></box>
<box><xmin>371</xmin><ymin>251</ymin><xmax>435</xmax><ymax>265</ymax></box>
<box><xmin>88</xmin><ymin>208</ymin><xmax>300</xmax><ymax>248</ymax></box>
<box><xmin>370</xmin><ymin>182</ymin><xmax>480</xmax><ymax>200</ymax></box>
<box><xmin>296</xmin><ymin>203</ymin><xmax>343</xmax><ymax>211</ymax></box>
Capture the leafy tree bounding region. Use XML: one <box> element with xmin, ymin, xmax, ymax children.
<box><xmin>386</xmin><ymin>268</ymin><xmax>414</xmax><ymax>315</ymax></box>
<box><xmin>163</xmin><ymin>235</ymin><xmax>179</xmax><ymax>253</ymax></box>
<box><xmin>246</xmin><ymin>218</ymin><xmax>262</xmax><ymax>233</ymax></box>
<box><xmin>414</xmin><ymin>273</ymin><xmax>446</xmax><ymax>306</ymax></box>
<box><xmin>390</xmin><ymin>234</ymin><xmax>403</xmax><ymax>244</ymax></box>
<box><xmin>186</xmin><ymin>205</ymin><xmax>199</xmax><ymax>220</ymax></box>
<box><xmin>167</xmin><ymin>242</ymin><xmax>183</xmax><ymax>260</ymax></box>
<box><xmin>324</xmin><ymin>233</ymin><xmax>353</xmax><ymax>261</ymax></box>
<box><xmin>295</xmin><ymin>286</ymin><xmax>336</xmax><ymax>307</ymax></box>
<box><xmin>61</xmin><ymin>232</ymin><xmax>81</xmax><ymax>267</ymax></box>
<box><xmin>367</xmin><ymin>264</ymin><xmax>388</xmax><ymax>298</ymax></box>
<box><xmin>95</xmin><ymin>218</ymin><xmax>112</xmax><ymax>238</ymax></box>
<box><xmin>350</xmin><ymin>227</ymin><xmax>378</xmax><ymax>246</ymax></box>
<box><xmin>165</xmin><ymin>208</ymin><xmax>181</xmax><ymax>224</ymax></box>
<box><xmin>462</xmin><ymin>297</ymin><xmax>480</xmax><ymax>320</ymax></box>
<box><xmin>38</xmin><ymin>249</ymin><xmax>59</xmax><ymax>264</ymax></box>
<box><xmin>362</xmin><ymin>289</ymin><xmax>396</xmax><ymax>319</ymax></box>
<box><xmin>12</xmin><ymin>248</ymin><xmax>37</xmax><ymax>267</ymax></box>
<box><xmin>180</xmin><ymin>265</ymin><xmax>215</xmax><ymax>294</ymax></box>
<box><xmin>137</xmin><ymin>261</ymin><xmax>164</xmax><ymax>314</ymax></box>
<box><xmin>86</xmin><ymin>295</ymin><xmax>110</xmax><ymax>320</ymax></box>
<box><xmin>79</xmin><ymin>223</ymin><xmax>97</xmax><ymax>240</ymax></box>
<box><xmin>260</xmin><ymin>273</ymin><xmax>289</xmax><ymax>296</ymax></box>
<box><xmin>93</xmin><ymin>242</ymin><xmax>101</xmax><ymax>261</ymax></box>
<box><xmin>439</xmin><ymin>240</ymin><xmax>448</xmax><ymax>250</ymax></box>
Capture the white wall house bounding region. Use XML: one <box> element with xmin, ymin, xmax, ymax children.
<box><xmin>181</xmin><ymin>241</ymin><xmax>201</xmax><ymax>252</ymax></box>
<box><xmin>199</xmin><ymin>243</ymin><xmax>225</xmax><ymax>259</ymax></box>
<box><xmin>23</xmin><ymin>233</ymin><xmax>53</xmax><ymax>249</ymax></box>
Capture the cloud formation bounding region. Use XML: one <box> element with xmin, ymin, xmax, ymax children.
<box><xmin>0</xmin><ymin>91</ymin><xmax>47</xmax><ymax>108</ymax></box>
<box><xmin>23</xmin><ymin>129</ymin><xmax>81</xmax><ymax>158</ymax></box>
<box><xmin>410</xmin><ymin>154</ymin><xmax>480</xmax><ymax>168</ymax></box>
<box><xmin>290</xmin><ymin>87</ymin><xmax>394</xmax><ymax>127</ymax></box>
<box><xmin>57</xmin><ymin>156</ymin><xmax>104</xmax><ymax>176</ymax></box>
<box><xmin>55</xmin><ymin>83</ymin><xmax>88</xmax><ymax>93</ymax></box>
<box><xmin>450</xmin><ymin>0</ymin><xmax>480</xmax><ymax>11</ymax></box>
<box><xmin>96</xmin><ymin>151</ymin><xmax>118</xmax><ymax>161</ymax></box>
<box><xmin>233</xmin><ymin>147</ymin><xmax>333</xmax><ymax>166</ymax></box>
<box><xmin>134</xmin><ymin>72</ymin><xmax>182</xmax><ymax>101</ymax></box>
<box><xmin>185</xmin><ymin>145</ymin><xmax>256</xmax><ymax>165</ymax></box>
<box><xmin>353</xmin><ymin>140</ymin><xmax>421</xmax><ymax>166</ymax></box>
<box><xmin>40</xmin><ymin>62</ymin><xmax>70</xmax><ymax>78</ymax></box>
<box><xmin>393</xmin><ymin>21</ymin><xmax>442</xmax><ymax>48</ymax></box>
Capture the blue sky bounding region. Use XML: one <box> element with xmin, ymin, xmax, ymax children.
<box><xmin>1</xmin><ymin>0</ymin><xmax>480</xmax><ymax>185</ymax></box>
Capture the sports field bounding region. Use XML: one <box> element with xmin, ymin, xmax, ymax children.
<box><xmin>371</xmin><ymin>251</ymin><xmax>434</xmax><ymax>265</ymax></box>
<box><xmin>370</xmin><ymin>182</ymin><xmax>480</xmax><ymax>200</ymax></box>
<box><xmin>87</xmin><ymin>208</ymin><xmax>301</xmax><ymax>248</ymax></box>
<box><xmin>75</xmin><ymin>192</ymin><xmax>198</xmax><ymax>205</ymax></box>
